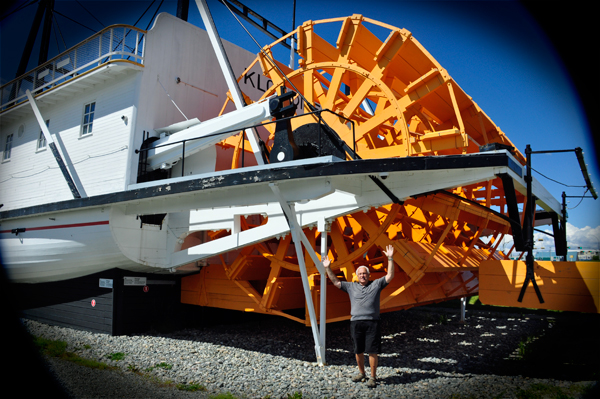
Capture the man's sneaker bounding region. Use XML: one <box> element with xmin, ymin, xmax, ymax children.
<box><xmin>367</xmin><ymin>377</ymin><xmax>377</xmax><ymax>388</ymax></box>
<box><xmin>351</xmin><ymin>373</ymin><xmax>365</xmax><ymax>382</ymax></box>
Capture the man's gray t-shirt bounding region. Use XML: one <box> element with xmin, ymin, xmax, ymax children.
<box><xmin>340</xmin><ymin>277</ymin><xmax>389</xmax><ymax>321</ymax></box>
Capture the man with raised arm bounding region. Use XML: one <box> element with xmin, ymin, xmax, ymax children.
<box><xmin>322</xmin><ymin>244</ymin><xmax>395</xmax><ymax>388</ymax></box>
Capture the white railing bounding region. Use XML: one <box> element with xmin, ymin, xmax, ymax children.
<box><xmin>1</xmin><ymin>24</ymin><xmax>146</xmax><ymax>112</ymax></box>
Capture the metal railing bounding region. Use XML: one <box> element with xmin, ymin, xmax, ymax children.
<box><xmin>135</xmin><ymin>108</ymin><xmax>356</xmax><ymax>179</ymax></box>
<box><xmin>1</xmin><ymin>24</ymin><xmax>146</xmax><ymax>112</ymax></box>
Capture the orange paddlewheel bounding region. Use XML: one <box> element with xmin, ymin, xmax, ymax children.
<box><xmin>182</xmin><ymin>15</ymin><xmax>528</xmax><ymax>324</ymax></box>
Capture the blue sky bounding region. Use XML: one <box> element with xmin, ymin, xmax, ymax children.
<box><xmin>1</xmin><ymin>0</ymin><xmax>598</xmax><ymax>251</ymax></box>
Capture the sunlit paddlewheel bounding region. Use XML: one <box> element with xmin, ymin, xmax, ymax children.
<box><xmin>181</xmin><ymin>15</ymin><xmax>529</xmax><ymax>324</ymax></box>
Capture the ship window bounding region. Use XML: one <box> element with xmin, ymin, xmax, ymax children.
<box><xmin>37</xmin><ymin>120</ymin><xmax>48</xmax><ymax>151</ymax></box>
<box><xmin>81</xmin><ymin>102</ymin><xmax>95</xmax><ymax>136</ymax></box>
<box><xmin>3</xmin><ymin>133</ymin><xmax>13</xmax><ymax>161</ymax></box>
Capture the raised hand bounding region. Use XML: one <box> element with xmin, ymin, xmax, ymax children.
<box><xmin>383</xmin><ymin>244</ymin><xmax>394</xmax><ymax>259</ymax></box>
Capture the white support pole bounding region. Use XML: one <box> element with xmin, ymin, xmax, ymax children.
<box><xmin>460</xmin><ymin>296</ymin><xmax>466</xmax><ymax>323</ymax></box>
<box><xmin>27</xmin><ymin>89</ymin><xmax>57</xmax><ymax>149</ymax></box>
<box><xmin>289</xmin><ymin>206</ymin><xmax>324</xmax><ymax>365</ymax></box>
<box><xmin>26</xmin><ymin>89</ymin><xmax>86</xmax><ymax>199</ymax></box>
<box><xmin>270</xmin><ymin>183</ymin><xmax>324</xmax><ymax>365</ymax></box>
<box><xmin>319</xmin><ymin>220</ymin><xmax>329</xmax><ymax>365</ymax></box>
<box><xmin>195</xmin><ymin>0</ymin><xmax>265</xmax><ymax>165</ymax></box>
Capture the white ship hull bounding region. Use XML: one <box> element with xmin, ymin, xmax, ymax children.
<box><xmin>0</xmin><ymin>12</ymin><xmax>264</xmax><ymax>283</ymax></box>
<box><xmin>1</xmin><ymin>207</ymin><xmax>155</xmax><ymax>283</ymax></box>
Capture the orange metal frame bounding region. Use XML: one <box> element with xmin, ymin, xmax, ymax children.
<box><xmin>181</xmin><ymin>15</ymin><xmax>570</xmax><ymax>323</ymax></box>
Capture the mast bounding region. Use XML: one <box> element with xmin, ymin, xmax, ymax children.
<box><xmin>15</xmin><ymin>0</ymin><xmax>49</xmax><ymax>77</ymax></box>
<box><xmin>176</xmin><ymin>0</ymin><xmax>189</xmax><ymax>21</ymax></box>
<box><xmin>195</xmin><ymin>0</ymin><xmax>268</xmax><ymax>165</ymax></box>
<box><xmin>37</xmin><ymin>0</ymin><xmax>55</xmax><ymax>65</ymax></box>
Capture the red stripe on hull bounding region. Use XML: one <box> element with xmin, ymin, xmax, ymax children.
<box><xmin>0</xmin><ymin>221</ymin><xmax>109</xmax><ymax>234</ymax></box>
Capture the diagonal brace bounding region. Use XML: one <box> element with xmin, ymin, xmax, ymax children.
<box><xmin>26</xmin><ymin>89</ymin><xmax>83</xmax><ymax>199</ymax></box>
<box><xmin>269</xmin><ymin>182</ymin><xmax>326</xmax><ymax>365</ymax></box>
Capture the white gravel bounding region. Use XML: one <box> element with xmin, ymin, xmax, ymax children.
<box><xmin>22</xmin><ymin>307</ymin><xmax>598</xmax><ymax>398</ymax></box>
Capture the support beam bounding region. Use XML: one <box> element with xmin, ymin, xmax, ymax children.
<box><xmin>497</xmin><ymin>173</ymin><xmax>525</xmax><ymax>251</ymax></box>
<box><xmin>176</xmin><ymin>0</ymin><xmax>189</xmax><ymax>21</ymax></box>
<box><xmin>424</xmin><ymin>210</ymin><xmax>457</xmax><ymax>268</ymax></box>
<box><xmin>518</xmin><ymin>144</ymin><xmax>544</xmax><ymax>304</ymax></box>
<box><xmin>26</xmin><ymin>90</ymin><xmax>84</xmax><ymax>199</ymax></box>
<box><xmin>270</xmin><ymin>183</ymin><xmax>325</xmax><ymax>365</ymax></box>
<box><xmin>319</xmin><ymin>220</ymin><xmax>329</xmax><ymax>364</ymax></box>
<box><xmin>221</xmin><ymin>0</ymin><xmax>291</xmax><ymax>50</ymax></box>
<box><xmin>446</xmin><ymin>81</ymin><xmax>468</xmax><ymax>152</ymax></box>
<box><xmin>289</xmin><ymin>206</ymin><xmax>324</xmax><ymax>365</ymax></box>
<box><xmin>195</xmin><ymin>0</ymin><xmax>266</xmax><ymax>165</ymax></box>
<box><xmin>16</xmin><ymin>0</ymin><xmax>47</xmax><ymax>78</ymax></box>
<box><xmin>38</xmin><ymin>0</ymin><xmax>54</xmax><ymax>65</ymax></box>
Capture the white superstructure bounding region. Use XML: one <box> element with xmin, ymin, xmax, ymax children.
<box><xmin>0</xmin><ymin>13</ymin><xmax>264</xmax><ymax>282</ymax></box>
<box><xmin>1</xmin><ymin>13</ymin><xmax>261</xmax><ymax>210</ymax></box>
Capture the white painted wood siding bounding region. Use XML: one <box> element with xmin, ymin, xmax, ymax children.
<box><xmin>1</xmin><ymin>12</ymin><xmax>265</xmax><ymax>212</ymax></box>
<box><xmin>0</xmin><ymin>72</ymin><xmax>138</xmax><ymax>210</ymax></box>
<box><xmin>130</xmin><ymin>13</ymin><xmax>260</xmax><ymax>181</ymax></box>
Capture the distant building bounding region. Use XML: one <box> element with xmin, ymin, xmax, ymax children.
<box><xmin>576</xmin><ymin>249</ymin><xmax>599</xmax><ymax>261</ymax></box>
<box><xmin>507</xmin><ymin>249</ymin><xmax>599</xmax><ymax>261</ymax></box>
<box><xmin>564</xmin><ymin>249</ymin><xmax>599</xmax><ymax>261</ymax></box>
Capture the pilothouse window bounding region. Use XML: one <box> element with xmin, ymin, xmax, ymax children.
<box><xmin>81</xmin><ymin>102</ymin><xmax>95</xmax><ymax>136</ymax></box>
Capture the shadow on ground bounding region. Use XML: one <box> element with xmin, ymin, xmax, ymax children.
<box><xmin>156</xmin><ymin>302</ymin><xmax>600</xmax><ymax>383</ymax></box>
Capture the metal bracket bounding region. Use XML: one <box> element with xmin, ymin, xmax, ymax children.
<box><xmin>518</xmin><ymin>145</ymin><xmax>544</xmax><ymax>304</ymax></box>
<box><xmin>518</xmin><ymin>252</ymin><xmax>544</xmax><ymax>303</ymax></box>
<box><xmin>11</xmin><ymin>228</ymin><xmax>26</xmax><ymax>236</ymax></box>
<box><xmin>269</xmin><ymin>89</ymin><xmax>299</xmax><ymax>163</ymax></box>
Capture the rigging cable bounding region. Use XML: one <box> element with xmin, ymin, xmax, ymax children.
<box><xmin>132</xmin><ymin>0</ymin><xmax>155</xmax><ymax>28</ymax></box>
<box><xmin>157</xmin><ymin>76</ymin><xmax>188</xmax><ymax>120</ymax></box>
<box><xmin>51</xmin><ymin>14</ymin><xmax>60</xmax><ymax>52</ymax></box>
<box><xmin>53</xmin><ymin>9</ymin><xmax>97</xmax><ymax>33</ymax></box>
<box><xmin>220</xmin><ymin>0</ymin><xmax>312</xmax><ymax>112</ymax></box>
<box><xmin>0</xmin><ymin>0</ymin><xmax>38</xmax><ymax>21</ymax></box>
<box><xmin>567</xmin><ymin>188</ymin><xmax>589</xmax><ymax>210</ymax></box>
<box><xmin>531</xmin><ymin>167</ymin><xmax>586</xmax><ymax>188</ymax></box>
<box><xmin>52</xmin><ymin>13</ymin><xmax>66</xmax><ymax>52</ymax></box>
<box><xmin>75</xmin><ymin>0</ymin><xmax>105</xmax><ymax>29</ymax></box>
<box><xmin>105</xmin><ymin>0</ymin><xmax>163</xmax><ymax>63</ymax></box>
<box><xmin>144</xmin><ymin>0</ymin><xmax>165</xmax><ymax>31</ymax></box>
<box><xmin>0</xmin><ymin>146</ymin><xmax>128</xmax><ymax>183</ymax></box>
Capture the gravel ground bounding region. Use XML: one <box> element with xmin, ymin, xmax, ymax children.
<box><xmin>13</xmin><ymin>306</ymin><xmax>600</xmax><ymax>398</ymax></box>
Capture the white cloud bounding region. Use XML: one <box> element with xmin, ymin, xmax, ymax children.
<box><xmin>566</xmin><ymin>224</ymin><xmax>600</xmax><ymax>250</ymax></box>
<box><xmin>496</xmin><ymin>223</ymin><xmax>600</xmax><ymax>256</ymax></box>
